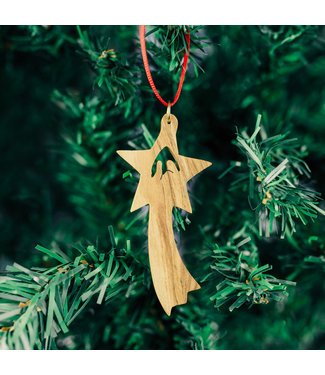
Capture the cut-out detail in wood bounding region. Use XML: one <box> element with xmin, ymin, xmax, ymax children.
<box><xmin>117</xmin><ymin>114</ymin><xmax>212</xmax><ymax>315</ymax></box>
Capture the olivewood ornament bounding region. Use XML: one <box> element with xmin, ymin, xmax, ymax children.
<box><xmin>117</xmin><ymin>113</ymin><xmax>211</xmax><ymax>315</ymax></box>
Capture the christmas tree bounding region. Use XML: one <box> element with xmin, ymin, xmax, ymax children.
<box><xmin>1</xmin><ymin>25</ymin><xmax>325</xmax><ymax>350</ymax></box>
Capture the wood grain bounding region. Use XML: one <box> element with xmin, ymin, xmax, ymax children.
<box><xmin>117</xmin><ymin>114</ymin><xmax>211</xmax><ymax>315</ymax></box>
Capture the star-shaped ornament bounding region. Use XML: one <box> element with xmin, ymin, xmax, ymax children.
<box><xmin>117</xmin><ymin>114</ymin><xmax>211</xmax><ymax>315</ymax></box>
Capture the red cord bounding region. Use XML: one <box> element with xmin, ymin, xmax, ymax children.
<box><xmin>139</xmin><ymin>25</ymin><xmax>191</xmax><ymax>107</ymax></box>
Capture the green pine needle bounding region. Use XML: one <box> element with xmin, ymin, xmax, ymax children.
<box><xmin>0</xmin><ymin>229</ymin><xmax>134</xmax><ymax>350</ymax></box>
<box><xmin>208</xmin><ymin>224</ymin><xmax>295</xmax><ymax>311</ymax></box>
<box><xmin>220</xmin><ymin>114</ymin><xmax>324</xmax><ymax>238</ymax></box>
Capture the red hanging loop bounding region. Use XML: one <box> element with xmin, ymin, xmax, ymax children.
<box><xmin>139</xmin><ymin>25</ymin><xmax>191</xmax><ymax>107</ymax></box>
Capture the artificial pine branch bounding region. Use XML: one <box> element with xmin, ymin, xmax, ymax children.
<box><xmin>76</xmin><ymin>25</ymin><xmax>139</xmax><ymax>108</ymax></box>
<box><xmin>0</xmin><ymin>228</ymin><xmax>136</xmax><ymax>349</ymax></box>
<box><xmin>143</xmin><ymin>26</ymin><xmax>208</xmax><ymax>77</ymax></box>
<box><xmin>220</xmin><ymin>114</ymin><xmax>325</xmax><ymax>238</ymax></box>
<box><xmin>52</xmin><ymin>89</ymin><xmax>134</xmax><ymax>237</ymax></box>
<box><xmin>207</xmin><ymin>223</ymin><xmax>296</xmax><ymax>311</ymax></box>
<box><xmin>5</xmin><ymin>25</ymin><xmax>76</xmax><ymax>56</ymax></box>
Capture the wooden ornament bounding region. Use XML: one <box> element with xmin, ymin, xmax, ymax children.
<box><xmin>117</xmin><ymin>114</ymin><xmax>211</xmax><ymax>315</ymax></box>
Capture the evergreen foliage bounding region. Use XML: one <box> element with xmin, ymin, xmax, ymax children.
<box><xmin>0</xmin><ymin>25</ymin><xmax>325</xmax><ymax>349</ymax></box>
<box><xmin>220</xmin><ymin>115</ymin><xmax>325</xmax><ymax>238</ymax></box>
<box><xmin>0</xmin><ymin>229</ymin><xmax>135</xmax><ymax>349</ymax></box>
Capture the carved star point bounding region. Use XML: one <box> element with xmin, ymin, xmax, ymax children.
<box><xmin>116</xmin><ymin>149</ymin><xmax>149</xmax><ymax>174</ymax></box>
